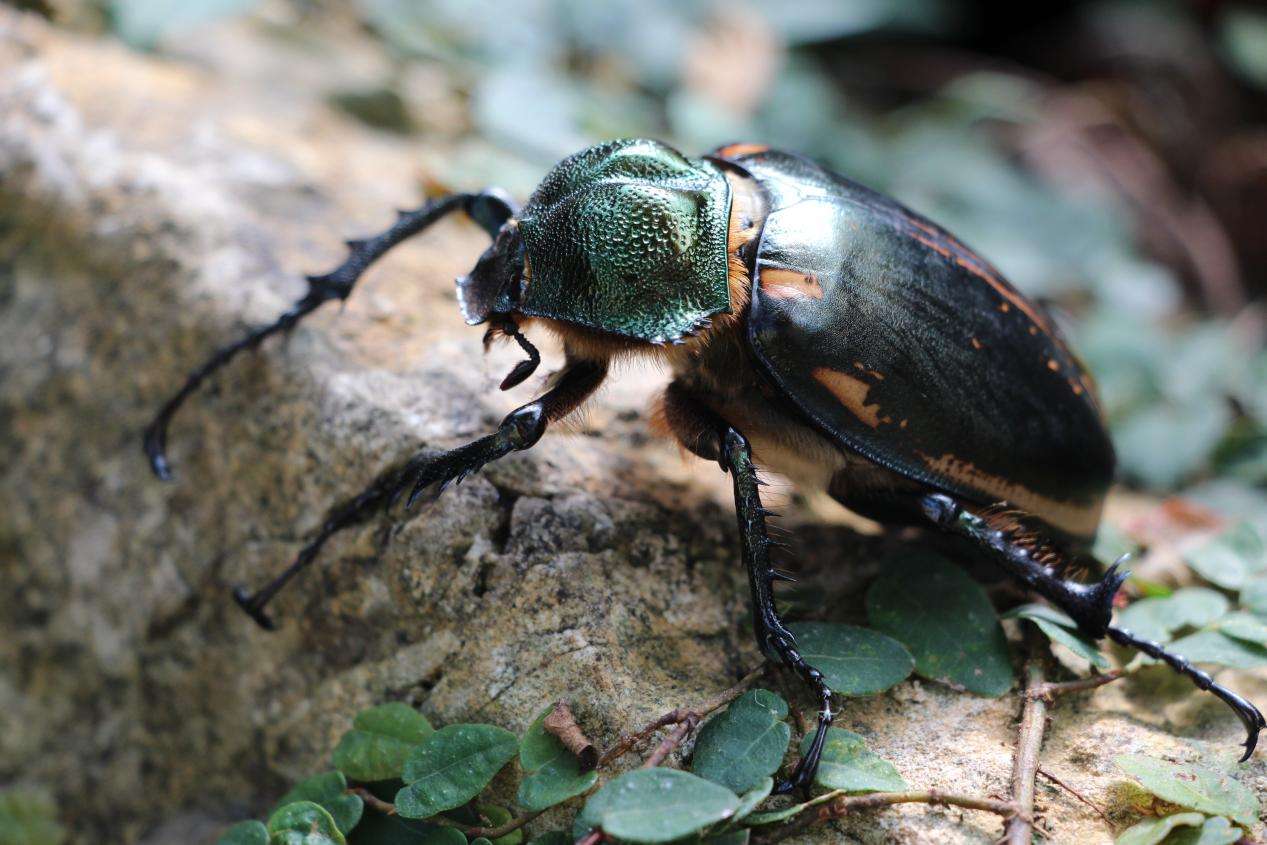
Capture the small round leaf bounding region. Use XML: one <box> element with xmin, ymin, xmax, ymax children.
<box><xmin>395</xmin><ymin>725</ymin><xmax>519</xmax><ymax>819</ymax></box>
<box><xmin>866</xmin><ymin>552</ymin><xmax>1013</xmax><ymax>696</ymax></box>
<box><xmin>267</xmin><ymin>801</ymin><xmax>346</xmax><ymax>845</ymax></box>
<box><xmin>691</xmin><ymin>690</ymin><xmax>791</xmax><ymax>794</ymax></box>
<box><xmin>273</xmin><ymin>771</ymin><xmax>362</xmax><ymax>835</ymax></box>
<box><xmin>1116</xmin><ymin>755</ymin><xmax>1259</xmax><ymax>826</ymax></box>
<box><xmin>516</xmin><ymin>706</ymin><xmax>598</xmax><ymax>812</ymax></box>
<box><xmin>580</xmin><ymin>768</ymin><xmax>740</xmax><ymax>843</ymax></box>
<box><xmin>787</xmin><ymin>622</ymin><xmax>914</xmax><ymax>695</ymax></box>
<box><xmin>333</xmin><ymin>703</ymin><xmax>434</xmax><ymax>782</ymax></box>
<box><xmin>800</xmin><ymin>728</ymin><xmax>906</xmax><ymax>794</ymax></box>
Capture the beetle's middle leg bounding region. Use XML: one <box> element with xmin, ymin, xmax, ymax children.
<box><xmin>921</xmin><ymin>491</ymin><xmax>1265</xmax><ymax>758</ymax></box>
<box><xmin>232</xmin><ymin>356</ymin><xmax>607</xmax><ymax>629</ymax></box>
<box><xmin>661</xmin><ymin>382</ymin><xmax>833</xmax><ymax>796</ymax></box>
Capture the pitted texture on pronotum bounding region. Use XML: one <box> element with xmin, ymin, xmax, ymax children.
<box><xmin>517</xmin><ymin>138</ymin><xmax>733</xmax><ymax>342</ymax></box>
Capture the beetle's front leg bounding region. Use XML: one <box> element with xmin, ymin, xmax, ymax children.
<box><xmin>722</xmin><ymin>427</ymin><xmax>833</xmax><ymax>796</ymax></box>
<box><xmin>144</xmin><ymin>189</ymin><xmax>517</xmax><ymax>480</ymax></box>
<box><xmin>232</xmin><ymin>357</ymin><xmax>607</xmax><ymax>629</ymax></box>
<box><xmin>920</xmin><ymin>492</ymin><xmax>1265</xmax><ymax>759</ymax></box>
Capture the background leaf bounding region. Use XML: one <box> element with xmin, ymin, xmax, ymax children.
<box><xmin>801</xmin><ymin>728</ymin><xmax>906</xmax><ymax>794</ymax></box>
<box><xmin>1166</xmin><ymin>816</ymin><xmax>1241</xmax><ymax>845</ymax></box>
<box><xmin>1114</xmin><ymin>811</ymin><xmax>1205</xmax><ymax>845</ymax></box>
<box><xmin>1116</xmin><ymin>755</ymin><xmax>1259</xmax><ymax>826</ymax></box>
<box><xmin>866</xmin><ymin>552</ymin><xmax>1013</xmax><ymax>696</ymax></box>
<box><xmin>108</xmin><ymin>0</ymin><xmax>261</xmax><ymax>49</ymax></box>
<box><xmin>334</xmin><ymin>703</ymin><xmax>434</xmax><ymax>783</ymax></box>
<box><xmin>1004</xmin><ymin>604</ymin><xmax>1109</xmax><ymax>668</ymax></box>
<box><xmin>691</xmin><ymin>689</ymin><xmax>791</xmax><ymax>794</ymax></box>
<box><xmin>1186</xmin><ymin>524</ymin><xmax>1265</xmax><ymax>590</ymax></box>
<box><xmin>787</xmin><ymin>622</ymin><xmax>914</xmax><ymax>695</ymax></box>
<box><xmin>0</xmin><ymin>789</ymin><xmax>65</xmax><ymax>845</ymax></box>
<box><xmin>346</xmin><ymin>814</ymin><xmax>463</xmax><ymax>845</ymax></box>
<box><xmin>273</xmin><ymin>771</ymin><xmax>363</xmax><ymax>836</ymax></box>
<box><xmin>579</xmin><ymin>768</ymin><xmax>739</xmax><ymax>843</ymax></box>
<box><xmin>396</xmin><ymin>725</ymin><xmax>519</xmax><ymax>819</ymax></box>
<box><xmin>1164</xmin><ymin>630</ymin><xmax>1267</xmax><ymax>670</ymax></box>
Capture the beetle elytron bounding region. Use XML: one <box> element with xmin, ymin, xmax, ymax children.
<box><xmin>145</xmin><ymin>138</ymin><xmax>1264</xmax><ymax>792</ymax></box>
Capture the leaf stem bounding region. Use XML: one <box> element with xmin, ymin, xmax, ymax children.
<box><xmin>759</xmin><ymin>789</ymin><xmax>1021</xmax><ymax>843</ymax></box>
<box><xmin>348</xmin><ymin>787</ymin><xmax>396</xmax><ymax>816</ymax></box>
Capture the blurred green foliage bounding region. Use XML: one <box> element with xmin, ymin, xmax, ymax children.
<box><xmin>76</xmin><ymin>0</ymin><xmax>1267</xmax><ymax>507</ymax></box>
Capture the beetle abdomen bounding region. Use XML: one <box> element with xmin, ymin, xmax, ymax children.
<box><xmin>714</xmin><ymin>147</ymin><xmax>1115</xmax><ymax>541</ymax></box>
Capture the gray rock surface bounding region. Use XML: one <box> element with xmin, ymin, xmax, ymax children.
<box><xmin>2</xmin><ymin>10</ymin><xmax>1263</xmax><ymax>844</ymax></box>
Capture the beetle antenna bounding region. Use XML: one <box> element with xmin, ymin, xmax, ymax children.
<box><xmin>497</xmin><ymin>319</ymin><xmax>541</xmax><ymax>391</ymax></box>
<box><xmin>143</xmin><ymin>190</ymin><xmax>516</xmax><ymax>480</ymax></box>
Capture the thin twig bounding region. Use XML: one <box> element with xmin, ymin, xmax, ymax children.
<box><xmin>598</xmin><ymin>665</ymin><xmax>764</xmax><ymax>765</ymax></box>
<box><xmin>762</xmin><ymin>790</ymin><xmax>1021</xmax><ymax>843</ymax></box>
<box><xmin>1026</xmin><ymin>669</ymin><xmax>1124</xmax><ymax>701</ymax></box>
<box><xmin>642</xmin><ymin>716</ymin><xmax>699</xmax><ymax>768</ymax></box>
<box><xmin>348</xmin><ymin>787</ymin><xmax>396</xmax><ymax>816</ymax></box>
<box><xmin>576</xmin><ymin>832</ymin><xmax>604</xmax><ymax>845</ymax></box>
<box><xmin>1037</xmin><ymin>767</ymin><xmax>1111</xmax><ymax>826</ymax></box>
<box><xmin>466</xmin><ymin>808</ymin><xmax>545</xmax><ymax>839</ymax></box>
<box><xmin>1004</xmin><ymin>627</ymin><xmax>1051</xmax><ymax>845</ymax></box>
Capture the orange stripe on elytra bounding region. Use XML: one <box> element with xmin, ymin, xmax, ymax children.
<box><xmin>905</xmin><ymin>218</ymin><xmax>1053</xmax><ymax>334</ymax></box>
<box><xmin>716</xmin><ymin>142</ymin><xmax>770</xmax><ymax>158</ymax></box>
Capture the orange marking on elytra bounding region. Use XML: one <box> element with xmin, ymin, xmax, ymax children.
<box><xmin>1046</xmin><ymin>359</ymin><xmax>1060</xmax><ymax>372</ymax></box>
<box><xmin>917</xmin><ymin>451</ymin><xmax>1102</xmax><ymax>539</ymax></box>
<box><xmin>813</xmin><ymin>367</ymin><xmax>888</xmax><ymax>429</ymax></box>
<box><xmin>716</xmin><ymin>142</ymin><xmax>770</xmax><ymax>158</ymax></box>
<box><xmin>761</xmin><ymin>267</ymin><xmax>823</xmax><ymax>300</ymax></box>
<box><xmin>970</xmin><ymin>337</ymin><xmax>983</xmax><ymax>350</ymax></box>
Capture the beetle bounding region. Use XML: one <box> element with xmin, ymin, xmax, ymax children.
<box><xmin>144</xmin><ymin>138</ymin><xmax>1264</xmax><ymax>793</ymax></box>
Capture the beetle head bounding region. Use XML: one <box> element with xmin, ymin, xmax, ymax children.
<box><xmin>511</xmin><ymin>138</ymin><xmax>734</xmax><ymax>344</ymax></box>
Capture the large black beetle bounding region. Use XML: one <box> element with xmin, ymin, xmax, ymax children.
<box><xmin>144</xmin><ymin>138</ymin><xmax>1263</xmax><ymax>793</ymax></box>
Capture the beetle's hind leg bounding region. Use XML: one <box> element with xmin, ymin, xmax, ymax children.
<box><xmin>233</xmin><ymin>357</ymin><xmax>607</xmax><ymax>629</ymax></box>
<box><xmin>921</xmin><ymin>492</ymin><xmax>1265</xmax><ymax>758</ymax></box>
<box><xmin>143</xmin><ymin>189</ymin><xmax>517</xmax><ymax>480</ymax></box>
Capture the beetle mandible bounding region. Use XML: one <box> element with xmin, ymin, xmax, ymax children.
<box><xmin>144</xmin><ymin>138</ymin><xmax>1264</xmax><ymax>792</ymax></box>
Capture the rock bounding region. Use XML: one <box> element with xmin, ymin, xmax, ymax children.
<box><xmin>1</xmin><ymin>9</ymin><xmax>1261</xmax><ymax>844</ymax></box>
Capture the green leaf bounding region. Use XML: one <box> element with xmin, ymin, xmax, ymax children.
<box><xmin>731</xmin><ymin>779</ymin><xmax>773</xmax><ymax>822</ymax></box>
<box><xmin>787</xmin><ymin>622</ymin><xmax>914</xmax><ymax>695</ymax></box>
<box><xmin>333</xmin><ymin>703</ymin><xmax>434</xmax><ymax>782</ymax></box>
<box><xmin>579</xmin><ymin>768</ymin><xmax>740</xmax><ymax>843</ymax></box>
<box><xmin>216</xmin><ymin>821</ymin><xmax>269</xmax><ymax>845</ymax></box>
<box><xmin>866</xmin><ymin>552</ymin><xmax>1013</xmax><ymax>696</ymax></box>
<box><xmin>0</xmin><ymin>789</ymin><xmax>65</xmax><ymax>845</ymax></box>
<box><xmin>525</xmin><ymin>834</ymin><xmax>570</xmax><ymax>845</ymax></box>
<box><xmin>1116</xmin><ymin>755</ymin><xmax>1259</xmax><ymax>826</ymax></box>
<box><xmin>1004</xmin><ymin>604</ymin><xmax>1109</xmax><ymax>669</ymax></box>
<box><xmin>267</xmin><ymin>801</ymin><xmax>346</xmax><ymax>845</ymax></box>
<box><xmin>1118</xmin><ymin>598</ymin><xmax>1177</xmax><ymax>644</ymax></box>
<box><xmin>691</xmin><ymin>690</ymin><xmax>791</xmax><ymax>794</ymax></box>
<box><xmin>1114</xmin><ymin>812</ymin><xmax>1205</xmax><ymax>845</ymax></box>
<box><xmin>108</xmin><ymin>0</ymin><xmax>260</xmax><ymax>49</ymax></box>
<box><xmin>1218</xmin><ymin>612</ymin><xmax>1267</xmax><ymax>646</ymax></box>
<box><xmin>801</xmin><ymin>728</ymin><xmax>906</xmax><ymax>794</ymax></box>
<box><xmin>345</xmin><ymin>814</ymin><xmax>461</xmax><ymax>845</ymax></box>
<box><xmin>1166</xmin><ymin>816</ymin><xmax>1241</xmax><ymax>845</ymax></box>
<box><xmin>473</xmin><ymin>803</ymin><xmax>522</xmax><ymax>845</ymax></box>
<box><xmin>396</xmin><ymin>725</ymin><xmax>519</xmax><ymax>819</ymax></box>
<box><xmin>1094</xmin><ymin>522</ymin><xmax>1141</xmax><ymax>570</ymax></box>
<box><xmin>1168</xmin><ymin>589</ymin><xmax>1232</xmax><ymax>630</ymax></box>
<box><xmin>1165</xmin><ymin>630</ymin><xmax>1267</xmax><ymax>670</ymax></box>
<box><xmin>1239</xmin><ymin>577</ymin><xmax>1267</xmax><ymax>615</ymax></box>
<box><xmin>1220</xmin><ymin>7</ymin><xmax>1267</xmax><ymax>90</ymax></box>
<box><xmin>1187</xmin><ymin>524</ymin><xmax>1265</xmax><ymax>590</ymax></box>
<box><xmin>274</xmin><ymin>772</ymin><xmax>362</xmax><ymax>836</ymax></box>
<box><xmin>516</xmin><ymin>706</ymin><xmax>598</xmax><ymax>812</ymax></box>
